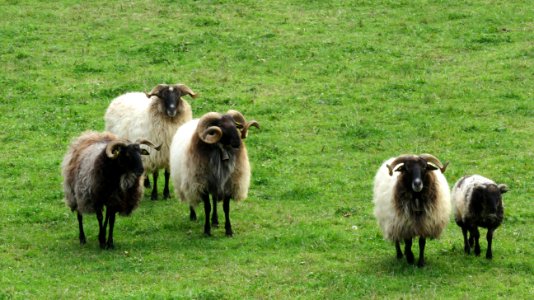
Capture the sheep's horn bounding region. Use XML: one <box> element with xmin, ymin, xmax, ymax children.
<box><xmin>226</xmin><ymin>110</ymin><xmax>259</xmax><ymax>139</ymax></box>
<box><xmin>200</xmin><ymin>126</ymin><xmax>223</xmax><ymax>144</ymax></box>
<box><xmin>175</xmin><ymin>84</ymin><xmax>197</xmax><ymax>98</ymax></box>
<box><xmin>196</xmin><ymin>112</ymin><xmax>224</xmax><ymax>144</ymax></box>
<box><xmin>135</xmin><ymin>139</ymin><xmax>162</xmax><ymax>151</ymax></box>
<box><xmin>419</xmin><ymin>153</ymin><xmax>448</xmax><ymax>173</ymax></box>
<box><xmin>106</xmin><ymin>140</ymin><xmax>128</xmax><ymax>159</ymax></box>
<box><xmin>386</xmin><ymin>155</ymin><xmax>416</xmax><ymax>176</ymax></box>
<box><xmin>242</xmin><ymin>120</ymin><xmax>260</xmax><ymax>139</ymax></box>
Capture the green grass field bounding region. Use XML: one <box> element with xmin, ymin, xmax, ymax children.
<box><xmin>1</xmin><ymin>0</ymin><xmax>532</xmax><ymax>298</ymax></box>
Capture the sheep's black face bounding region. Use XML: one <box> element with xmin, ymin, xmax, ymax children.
<box><xmin>474</xmin><ymin>185</ymin><xmax>504</xmax><ymax>221</ymax></box>
<box><xmin>158</xmin><ymin>87</ymin><xmax>182</xmax><ymax>118</ymax></box>
<box><xmin>218</xmin><ymin>115</ymin><xmax>242</xmax><ymax>149</ymax></box>
<box><xmin>116</xmin><ymin>144</ymin><xmax>147</xmax><ymax>177</ymax></box>
<box><xmin>396</xmin><ymin>158</ymin><xmax>438</xmax><ymax>193</ymax></box>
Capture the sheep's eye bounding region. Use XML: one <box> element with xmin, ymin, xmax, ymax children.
<box><xmin>236</xmin><ymin>123</ymin><xmax>244</xmax><ymax>130</ymax></box>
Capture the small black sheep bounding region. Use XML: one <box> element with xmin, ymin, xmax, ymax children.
<box><xmin>451</xmin><ymin>175</ymin><xmax>508</xmax><ymax>259</ymax></box>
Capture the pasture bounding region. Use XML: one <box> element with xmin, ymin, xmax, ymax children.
<box><xmin>0</xmin><ymin>0</ymin><xmax>532</xmax><ymax>298</ymax></box>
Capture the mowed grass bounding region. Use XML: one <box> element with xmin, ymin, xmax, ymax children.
<box><xmin>0</xmin><ymin>0</ymin><xmax>533</xmax><ymax>298</ymax></box>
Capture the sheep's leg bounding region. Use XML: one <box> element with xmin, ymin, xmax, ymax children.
<box><xmin>468</xmin><ymin>229</ymin><xmax>475</xmax><ymax>250</ymax></box>
<box><xmin>144</xmin><ymin>176</ymin><xmax>151</xmax><ymax>188</ymax></box>
<box><xmin>486</xmin><ymin>228</ymin><xmax>495</xmax><ymax>259</ymax></box>
<box><xmin>100</xmin><ymin>210</ymin><xmax>110</xmax><ymax>249</ymax></box>
<box><xmin>395</xmin><ymin>241</ymin><xmax>403</xmax><ymax>259</ymax></box>
<box><xmin>189</xmin><ymin>206</ymin><xmax>197</xmax><ymax>221</ymax></box>
<box><xmin>417</xmin><ymin>237</ymin><xmax>426</xmax><ymax>267</ymax></box>
<box><xmin>223</xmin><ymin>196</ymin><xmax>233</xmax><ymax>237</ymax></box>
<box><xmin>151</xmin><ymin>171</ymin><xmax>159</xmax><ymax>200</ymax></box>
<box><xmin>471</xmin><ymin>227</ymin><xmax>481</xmax><ymax>256</ymax></box>
<box><xmin>163</xmin><ymin>169</ymin><xmax>170</xmax><ymax>199</ymax></box>
<box><xmin>77</xmin><ymin>212</ymin><xmax>86</xmax><ymax>245</ymax></box>
<box><xmin>462</xmin><ymin>226</ymin><xmax>470</xmax><ymax>254</ymax></box>
<box><xmin>404</xmin><ymin>238</ymin><xmax>414</xmax><ymax>265</ymax></box>
<box><xmin>211</xmin><ymin>196</ymin><xmax>219</xmax><ymax>227</ymax></box>
<box><xmin>96</xmin><ymin>209</ymin><xmax>106</xmax><ymax>249</ymax></box>
<box><xmin>106</xmin><ymin>209</ymin><xmax>116</xmax><ymax>250</ymax></box>
<box><xmin>202</xmin><ymin>194</ymin><xmax>211</xmax><ymax>236</ymax></box>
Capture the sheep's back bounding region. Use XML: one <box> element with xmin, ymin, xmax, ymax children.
<box><xmin>105</xmin><ymin>92</ymin><xmax>191</xmax><ymax>172</ymax></box>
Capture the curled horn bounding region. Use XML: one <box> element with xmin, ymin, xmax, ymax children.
<box><xmin>385</xmin><ymin>155</ymin><xmax>417</xmax><ymax>176</ymax></box>
<box><xmin>135</xmin><ymin>139</ymin><xmax>162</xmax><ymax>151</ymax></box>
<box><xmin>105</xmin><ymin>140</ymin><xmax>128</xmax><ymax>159</ymax></box>
<box><xmin>145</xmin><ymin>84</ymin><xmax>168</xmax><ymax>98</ymax></box>
<box><xmin>419</xmin><ymin>153</ymin><xmax>449</xmax><ymax>173</ymax></box>
<box><xmin>226</xmin><ymin>110</ymin><xmax>260</xmax><ymax>139</ymax></box>
<box><xmin>197</xmin><ymin>112</ymin><xmax>223</xmax><ymax>144</ymax></box>
<box><xmin>174</xmin><ymin>84</ymin><xmax>198</xmax><ymax>98</ymax></box>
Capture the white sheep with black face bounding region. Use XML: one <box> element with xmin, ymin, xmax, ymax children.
<box><xmin>105</xmin><ymin>83</ymin><xmax>197</xmax><ymax>200</ymax></box>
<box><xmin>62</xmin><ymin>131</ymin><xmax>159</xmax><ymax>249</ymax></box>
<box><xmin>170</xmin><ymin>110</ymin><xmax>259</xmax><ymax>236</ymax></box>
<box><xmin>373</xmin><ymin>154</ymin><xmax>451</xmax><ymax>267</ymax></box>
<box><xmin>452</xmin><ymin>175</ymin><xmax>508</xmax><ymax>259</ymax></box>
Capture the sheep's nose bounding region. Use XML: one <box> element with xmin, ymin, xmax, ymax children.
<box><xmin>167</xmin><ymin>109</ymin><xmax>177</xmax><ymax>117</ymax></box>
<box><xmin>412</xmin><ymin>179</ymin><xmax>423</xmax><ymax>192</ymax></box>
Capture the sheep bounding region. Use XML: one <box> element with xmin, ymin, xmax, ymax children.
<box><xmin>451</xmin><ymin>175</ymin><xmax>508</xmax><ymax>259</ymax></box>
<box><xmin>62</xmin><ymin>131</ymin><xmax>160</xmax><ymax>249</ymax></box>
<box><xmin>170</xmin><ymin>110</ymin><xmax>259</xmax><ymax>236</ymax></box>
<box><xmin>373</xmin><ymin>154</ymin><xmax>451</xmax><ymax>267</ymax></box>
<box><xmin>104</xmin><ymin>83</ymin><xmax>197</xmax><ymax>200</ymax></box>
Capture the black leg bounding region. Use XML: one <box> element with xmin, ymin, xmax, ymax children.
<box><xmin>211</xmin><ymin>196</ymin><xmax>219</xmax><ymax>227</ymax></box>
<box><xmin>223</xmin><ymin>196</ymin><xmax>233</xmax><ymax>237</ymax></box>
<box><xmin>100</xmin><ymin>209</ymin><xmax>110</xmax><ymax>249</ymax></box>
<box><xmin>395</xmin><ymin>241</ymin><xmax>403</xmax><ymax>259</ymax></box>
<box><xmin>106</xmin><ymin>209</ymin><xmax>116</xmax><ymax>249</ymax></box>
<box><xmin>404</xmin><ymin>238</ymin><xmax>414</xmax><ymax>265</ymax></box>
<box><xmin>417</xmin><ymin>237</ymin><xmax>426</xmax><ymax>267</ymax></box>
<box><xmin>202</xmin><ymin>194</ymin><xmax>211</xmax><ymax>236</ymax></box>
<box><xmin>151</xmin><ymin>171</ymin><xmax>159</xmax><ymax>200</ymax></box>
<box><xmin>472</xmin><ymin>227</ymin><xmax>481</xmax><ymax>256</ymax></box>
<box><xmin>462</xmin><ymin>226</ymin><xmax>470</xmax><ymax>254</ymax></box>
<box><xmin>144</xmin><ymin>176</ymin><xmax>151</xmax><ymax>188</ymax></box>
<box><xmin>486</xmin><ymin>228</ymin><xmax>495</xmax><ymax>259</ymax></box>
<box><xmin>468</xmin><ymin>230</ymin><xmax>474</xmax><ymax>251</ymax></box>
<box><xmin>77</xmin><ymin>212</ymin><xmax>86</xmax><ymax>245</ymax></box>
<box><xmin>163</xmin><ymin>169</ymin><xmax>170</xmax><ymax>199</ymax></box>
<box><xmin>96</xmin><ymin>209</ymin><xmax>105</xmax><ymax>249</ymax></box>
<box><xmin>189</xmin><ymin>206</ymin><xmax>197</xmax><ymax>221</ymax></box>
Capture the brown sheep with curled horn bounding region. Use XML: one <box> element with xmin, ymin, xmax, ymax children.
<box><xmin>62</xmin><ymin>131</ymin><xmax>160</xmax><ymax>249</ymax></box>
<box><xmin>170</xmin><ymin>110</ymin><xmax>259</xmax><ymax>236</ymax></box>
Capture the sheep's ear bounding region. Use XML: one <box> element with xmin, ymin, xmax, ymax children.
<box><xmin>140</xmin><ymin>149</ymin><xmax>150</xmax><ymax>155</ymax></box>
<box><xmin>426</xmin><ymin>164</ymin><xmax>439</xmax><ymax>171</ymax></box>
<box><xmin>146</xmin><ymin>84</ymin><xmax>168</xmax><ymax>98</ymax></box>
<box><xmin>395</xmin><ymin>165</ymin><xmax>406</xmax><ymax>173</ymax></box>
<box><xmin>498</xmin><ymin>184</ymin><xmax>509</xmax><ymax>194</ymax></box>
